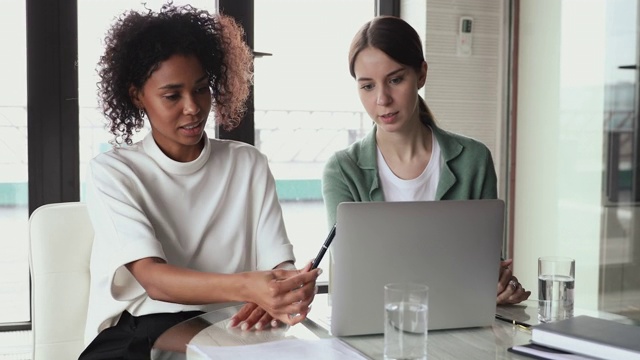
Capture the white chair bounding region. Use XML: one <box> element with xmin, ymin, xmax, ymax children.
<box><xmin>28</xmin><ymin>202</ymin><xmax>93</xmax><ymax>360</ymax></box>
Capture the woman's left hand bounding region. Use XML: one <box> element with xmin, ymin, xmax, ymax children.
<box><xmin>229</xmin><ymin>302</ymin><xmax>278</xmax><ymax>331</ymax></box>
<box><xmin>497</xmin><ymin>259</ymin><xmax>531</xmax><ymax>305</ymax></box>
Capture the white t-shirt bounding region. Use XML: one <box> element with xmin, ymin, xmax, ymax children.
<box><xmin>377</xmin><ymin>130</ymin><xmax>442</xmax><ymax>201</ymax></box>
<box><xmin>84</xmin><ymin>133</ymin><xmax>294</xmax><ymax>344</ymax></box>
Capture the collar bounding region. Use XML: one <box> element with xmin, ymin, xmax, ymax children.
<box><xmin>358</xmin><ymin>124</ymin><xmax>463</xmax><ymax>169</ymax></box>
<box><xmin>358</xmin><ymin>124</ymin><xmax>464</xmax><ymax>200</ymax></box>
<box><xmin>142</xmin><ymin>132</ymin><xmax>211</xmax><ymax>175</ymax></box>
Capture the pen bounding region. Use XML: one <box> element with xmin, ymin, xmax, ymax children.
<box><xmin>494</xmin><ymin>314</ymin><xmax>532</xmax><ymax>330</ymax></box>
<box><xmin>311</xmin><ymin>224</ymin><xmax>337</xmax><ymax>269</ymax></box>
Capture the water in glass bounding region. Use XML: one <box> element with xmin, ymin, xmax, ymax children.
<box><xmin>384</xmin><ymin>301</ymin><xmax>428</xmax><ymax>360</ymax></box>
<box><xmin>538</xmin><ymin>274</ymin><xmax>575</xmax><ymax>323</ymax></box>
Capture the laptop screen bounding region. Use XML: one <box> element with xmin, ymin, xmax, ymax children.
<box><xmin>329</xmin><ymin>200</ymin><xmax>505</xmax><ymax>336</ymax></box>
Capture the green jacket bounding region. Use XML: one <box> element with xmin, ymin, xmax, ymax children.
<box><xmin>321</xmin><ymin>125</ymin><xmax>498</xmax><ymax>226</ymax></box>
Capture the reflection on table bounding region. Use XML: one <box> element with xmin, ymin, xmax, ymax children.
<box><xmin>151</xmin><ymin>305</ymin><xmax>329</xmax><ymax>360</ymax></box>
<box><xmin>151</xmin><ymin>295</ymin><xmax>636</xmax><ymax>360</ymax></box>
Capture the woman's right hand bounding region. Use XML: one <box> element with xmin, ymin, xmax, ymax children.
<box><xmin>239</xmin><ymin>266</ymin><xmax>321</xmax><ymax>327</ymax></box>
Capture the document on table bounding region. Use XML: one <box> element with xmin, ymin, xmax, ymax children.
<box><xmin>187</xmin><ymin>338</ymin><xmax>368</xmax><ymax>360</ymax></box>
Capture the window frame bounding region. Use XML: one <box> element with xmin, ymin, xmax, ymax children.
<box><xmin>217</xmin><ymin>0</ymin><xmax>397</xmax><ymax>144</ymax></box>
<box><xmin>7</xmin><ymin>0</ymin><xmax>398</xmax><ymax>331</ymax></box>
<box><xmin>2</xmin><ymin>0</ymin><xmax>81</xmax><ymax>332</ymax></box>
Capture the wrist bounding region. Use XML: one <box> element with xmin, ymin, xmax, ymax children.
<box><xmin>275</xmin><ymin>261</ymin><xmax>296</xmax><ymax>270</ymax></box>
<box><xmin>234</xmin><ymin>271</ymin><xmax>253</xmax><ymax>303</ymax></box>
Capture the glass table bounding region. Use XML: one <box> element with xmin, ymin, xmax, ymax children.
<box><xmin>151</xmin><ymin>295</ymin><xmax>636</xmax><ymax>360</ymax></box>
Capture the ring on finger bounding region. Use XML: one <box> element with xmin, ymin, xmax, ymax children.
<box><xmin>508</xmin><ymin>279</ymin><xmax>518</xmax><ymax>290</ymax></box>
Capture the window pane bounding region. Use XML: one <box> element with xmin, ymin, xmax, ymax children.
<box><xmin>515</xmin><ymin>0</ymin><xmax>640</xmax><ymax>320</ymax></box>
<box><xmin>254</xmin><ymin>0</ymin><xmax>375</xmax><ymax>279</ymax></box>
<box><xmin>0</xmin><ymin>0</ymin><xmax>29</xmax><ymax>324</ymax></box>
<box><xmin>600</xmin><ymin>0</ymin><xmax>640</xmax><ymax>320</ymax></box>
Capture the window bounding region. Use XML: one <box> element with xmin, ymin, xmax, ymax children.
<box><xmin>254</xmin><ymin>0</ymin><xmax>375</xmax><ymax>279</ymax></box>
<box><xmin>0</xmin><ymin>0</ymin><xmax>29</xmax><ymax>326</ymax></box>
<box><xmin>1</xmin><ymin>1</ymin><xmax>382</xmax><ymax>329</ymax></box>
<box><xmin>515</xmin><ymin>0</ymin><xmax>640</xmax><ymax>319</ymax></box>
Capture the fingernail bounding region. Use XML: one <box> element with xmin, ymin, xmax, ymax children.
<box><xmin>289</xmin><ymin>313</ymin><xmax>300</xmax><ymax>319</ymax></box>
<box><xmin>317</xmin><ymin>268</ymin><xmax>323</xmax><ymax>275</ymax></box>
<box><xmin>240</xmin><ymin>322</ymin><xmax>249</xmax><ymax>331</ymax></box>
<box><xmin>255</xmin><ymin>322</ymin><xmax>263</xmax><ymax>330</ymax></box>
<box><xmin>271</xmin><ymin>320</ymin><xmax>278</xmax><ymax>328</ymax></box>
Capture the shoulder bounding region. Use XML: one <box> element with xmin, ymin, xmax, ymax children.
<box><xmin>208</xmin><ymin>138</ymin><xmax>269</xmax><ymax>167</ymax></box>
<box><xmin>436</xmin><ymin>127</ymin><xmax>489</xmax><ymax>151</ymax></box>
<box><xmin>434</xmin><ymin>126</ymin><xmax>492</xmax><ymax>160</ymax></box>
<box><xmin>325</xmin><ymin>142</ymin><xmax>361</xmax><ymax>174</ymax></box>
<box><xmin>89</xmin><ymin>141</ymin><xmax>146</xmax><ymax>176</ymax></box>
<box><xmin>210</xmin><ymin>138</ymin><xmax>266</xmax><ymax>158</ymax></box>
<box><xmin>326</xmin><ymin>128</ymin><xmax>376</xmax><ymax>169</ymax></box>
<box><xmin>86</xmin><ymin>143</ymin><xmax>151</xmax><ymax>199</ymax></box>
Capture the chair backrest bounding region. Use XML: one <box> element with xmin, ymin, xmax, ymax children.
<box><xmin>28</xmin><ymin>202</ymin><xmax>93</xmax><ymax>360</ymax></box>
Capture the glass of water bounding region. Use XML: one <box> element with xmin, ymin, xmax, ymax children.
<box><xmin>538</xmin><ymin>256</ymin><xmax>575</xmax><ymax>323</ymax></box>
<box><xmin>384</xmin><ymin>283</ymin><xmax>428</xmax><ymax>360</ymax></box>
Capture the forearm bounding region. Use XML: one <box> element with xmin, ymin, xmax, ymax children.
<box><xmin>127</xmin><ymin>258</ymin><xmax>250</xmax><ymax>305</ymax></box>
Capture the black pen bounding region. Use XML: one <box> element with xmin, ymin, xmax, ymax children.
<box><xmin>311</xmin><ymin>224</ymin><xmax>337</xmax><ymax>269</ymax></box>
<box><xmin>495</xmin><ymin>314</ymin><xmax>532</xmax><ymax>330</ymax></box>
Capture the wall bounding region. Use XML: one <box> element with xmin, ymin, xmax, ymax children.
<box><xmin>402</xmin><ymin>0</ymin><xmax>506</xmax><ymax>196</ymax></box>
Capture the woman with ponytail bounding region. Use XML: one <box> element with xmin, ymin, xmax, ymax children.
<box><xmin>321</xmin><ymin>16</ymin><xmax>529</xmax><ymax>306</ymax></box>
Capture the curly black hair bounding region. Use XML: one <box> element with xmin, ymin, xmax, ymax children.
<box><xmin>97</xmin><ymin>3</ymin><xmax>253</xmax><ymax>145</ymax></box>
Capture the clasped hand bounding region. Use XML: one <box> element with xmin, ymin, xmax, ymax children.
<box><xmin>497</xmin><ymin>259</ymin><xmax>531</xmax><ymax>305</ymax></box>
<box><xmin>229</xmin><ymin>263</ymin><xmax>320</xmax><ymax>331</ymax></box>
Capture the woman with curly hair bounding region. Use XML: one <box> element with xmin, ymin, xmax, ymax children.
<box><xmin>80</xmin><ymin>4</ymin><xmax>320</xmax><ymax>359</ymax></box>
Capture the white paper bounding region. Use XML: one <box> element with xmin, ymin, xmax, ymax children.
<box><xmin>187</xmin><ymin>338</ymin><xmax>368</xmax><ymax>360</ymax></box>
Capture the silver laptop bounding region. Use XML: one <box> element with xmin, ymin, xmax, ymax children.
<box><xmin>330</xmin><ymin>199</ymin><xmax>504</xmax><ymax>337</ymax></box>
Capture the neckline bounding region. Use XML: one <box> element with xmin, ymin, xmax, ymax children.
<box><xmin>142</xmin><ymin>133</ymin><xmax>211</xmax><ymax>175</ymax></box>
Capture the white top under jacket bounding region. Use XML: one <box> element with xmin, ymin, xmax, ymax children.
<box><xmin>377</xmin><ymin>129</ymin><xmax>442</xmax><ymax>201</ymax></box>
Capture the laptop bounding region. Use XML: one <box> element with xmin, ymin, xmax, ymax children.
<box><xmin>329</xmin><ymin>199</ymin><xmax>505</xmax><ymax>337</ymax></box>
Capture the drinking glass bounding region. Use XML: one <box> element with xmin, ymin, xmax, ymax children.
<box><xmin>538</xmin><ymin>256</ymin><xmax>575</xmax><ymax>323</ymax></box>
<box><xmin>384</xmin><ymin>283</ymin><xmax>428</xmax><ymax>360</ymax></box>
